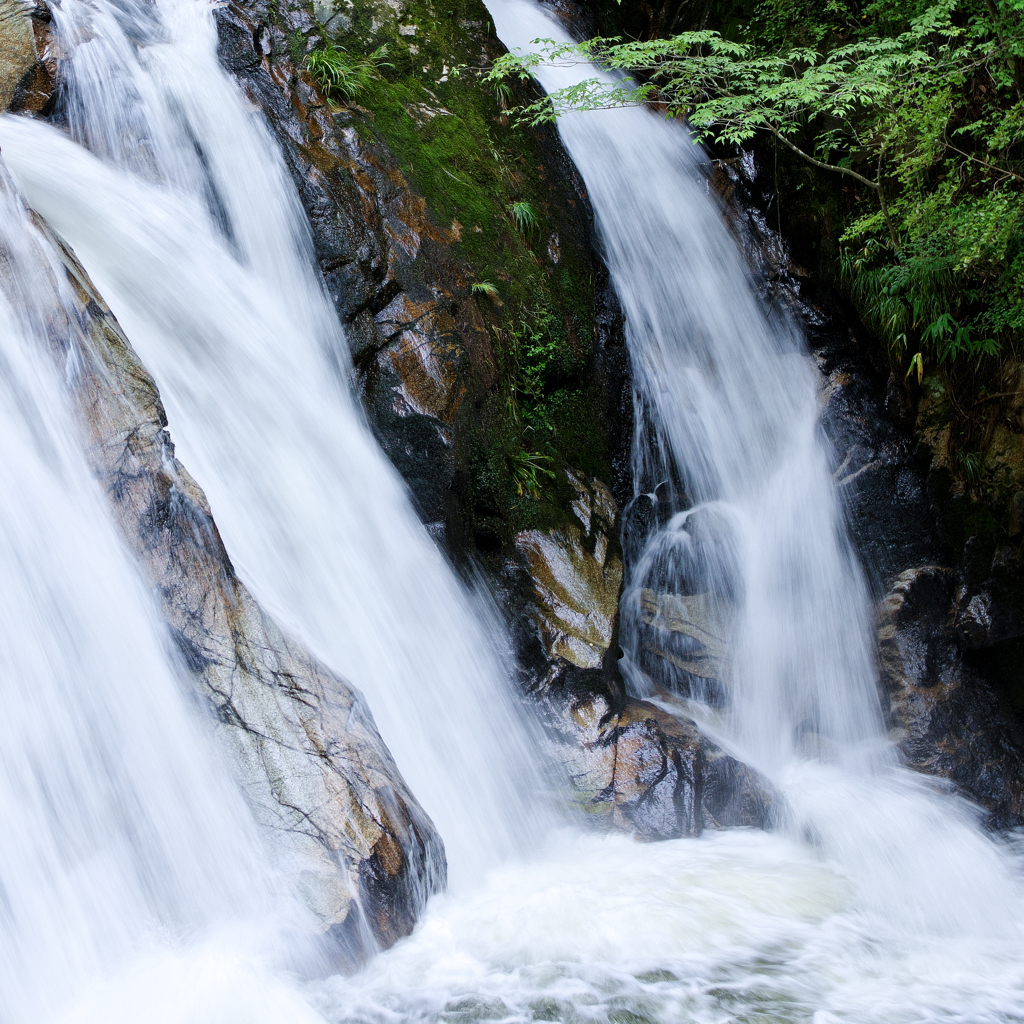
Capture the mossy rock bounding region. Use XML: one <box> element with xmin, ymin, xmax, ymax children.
<box><xmin>227</xmin><ymin>0</ymin><xmax>615</xmax><ymax>549</ymax></box>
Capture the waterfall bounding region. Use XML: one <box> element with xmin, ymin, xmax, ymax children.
<box><xmin>5</xmin><ymin>0</ymin><xmax>1024</xmax><ymax>1017</ymax></box>
<box><xmin>483</xmin><ymin>0</ymin><xmax>1021</xmax><ymax>938</ymax></box>
<box><xmin>0</xmin><ymin>161</ymin><xmax>325</xmax><ymax>1024</ymax></box>
<box><xmin>0</xmin><ymin>0</ymin><xmax>546</xmax><ymax>888</ymax></box>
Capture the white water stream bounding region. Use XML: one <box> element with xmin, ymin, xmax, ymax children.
<box><xmin>3</xmin><ymin>0</ymin><xmax>1024</xmax><ymax>1018</ymax></box>
<box><xmin>0</xmin><ymin>163</ymin><xmax>320</xmax><ymax>1024</ymax></box>
<box><xmin>0</xmin><ymin>0</ymin><xmax>543</xmax><ymax>887</ymax></box>
<box><xmin>483</xmin><ymin>0</ymin><xmax>1018</xmax><ymax>933</ymax></box>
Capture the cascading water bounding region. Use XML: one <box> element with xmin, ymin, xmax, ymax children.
<box><xmin>6</xmin><ymin>0</ymin><xmax>1024</xmax><ymax>1016</ymax></box>
<box><xmin>318</xmin><ymin>2</ymin><xmax>1024</xmax><ymax>1020</ymax></box>
<box><xmin>484</xmin><ymin>0</ymin><xmax>1024</xmax><ymax>927</ymax></box>
<box><xmin>0</xmin><ymin>0</ymin><xmax>544</xmax><ymax>887</ymax></box>
<box><xmin>0</xmin><ymin>163</ymin><xmax>326</xmax><ymax>1024</ymax></box>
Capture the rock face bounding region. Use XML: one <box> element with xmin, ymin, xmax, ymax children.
<box><xmin>878</xmin><ymin>566</ymin><xmax>1024</xmax><ymax>828</ymax></box>
<box><xmin>20</xmin><ymin>207</ymin><xmax>444</xmax><ymax>956</ymax></box>
<box><xmin>506</xmin><ymin>470</ymin><xmax>771</xmax><ymax>838</ymax></box>
<box><xmin>514</xmin><ymin>474</ymin><xmax>622</xmax><ymax>673</ymax></box>
<box><xmin>0</xmin><ymin>0</ymin><xmax>57</xmax><ymax>114</ymax></box>
<box><xmin>214</xmin><ymin>0</ymin><xmax>606</xmax><ymax>553</ymax></box>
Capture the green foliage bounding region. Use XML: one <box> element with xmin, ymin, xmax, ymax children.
<box><xmin>509</xmin><ymin>450</ymin><xmax>556</xmax><ymax>498</ymax></box>
<box><xmin>508</xmin><ymin>302</ymin><xmax>573</xmax><ymax>426</ymax></box>
<box><xmin>488</xmin><ymin>0</ymin><xmax>1024</xmax><ymax>368</ymax></box>
<box><xmin>509</xmin><ymin>200</ymin><xmax>539</xmax><ymax>234</ymax></box>
<box><xmin>472</xmin><ymin>280</ymin><xmax>501</xmax><ymax>298</ymax></box>
<box><xmin>906</xmin><ymin>350</ymin><xmax>925</xmax><ymax>382</ymax></box>
<box><xmin>306</xmin><ymin>43</ymin><xmax>390</xmax><ymax>99</ymax></box>
<box><xmin>957</xmin><ymin>449</ymin><xmax>984</xmax><ymax>485</ymax></box>
<box><xmin>288</xmin><ymin>29</ymin><xmax>306</xmax><ymax>63</ymax></box>
<box><xmin>301</xmin><ymin>0</ymin><xmax>607</xmax><ymax>530</ymax></box>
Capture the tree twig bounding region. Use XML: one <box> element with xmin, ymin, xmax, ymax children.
<box><xmin>768</xmin><ymin>126</ymin><xmax>880</xmax><ymax>190</ymax></box>
<box><xmin>942</xmin><ymin>131</ymin><xmax>1024</xmax><ymax>184</ymax></box>
<box><xmin>767</xmin><ymin>126</ymin><xmax>899</xmax><ymax>246</ymax></box>
<box><xmin>876</xmin><ymin>148</ymin><xmax>899</xmax><ymax>247</ymax></box>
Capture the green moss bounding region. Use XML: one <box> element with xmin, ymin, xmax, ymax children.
<box><xmin>281</xmin><ymin>0</ymin><xmax>612</xmax><ymax>544</ymax></box>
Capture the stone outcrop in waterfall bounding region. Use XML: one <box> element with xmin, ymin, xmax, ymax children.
<box><xmin>2</xmin><ymin>181</ymin><xmax>445</xmax><ymax>955</ymax></box>
<box><xmin>506</xmin><ymin>469</ymin><xmax>771</xmax><ymax>837</ymax></box>
<box><xmin>0</xmin><ymin>0</ymin><xmax>56</xmax><ymax>114</ymax></box>
<box><xmin>214</xmin><ymin>0</ymin><xmax>602</xmax><ymax>548</ymax></box>
<box><xmin>877</xmin><ymin>566</ymin><xmax>1024</xmax><ymax>826</ymax></box>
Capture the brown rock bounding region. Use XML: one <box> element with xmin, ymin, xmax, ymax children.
<box><xmin>514</xmin><ymin>521</ymin><xmax>623</xmax><ymax>671</ymax></box>
<box><xmin>0</xmin><ymin>0</ymin><xmax>56</xmax><ymax>113</ymax></box>
<box><xmin>551</xmin><ymin>692</ymin><xmax>771</xmax><ymax>840</ymax></box>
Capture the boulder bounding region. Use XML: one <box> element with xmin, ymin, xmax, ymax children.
<box><xmin>551</xmin><ymin>691</ymin><xmax>771</xmax><ymax>839</ymax></box>
<box><xmin>513</xmin><ymin>473</ymin><xmax>622</xmax><ymax>672</ymax></box>
<box><xmin>878</xmin><ymin>565</ymin><xmax>1024</xmax><ymax>827</ymax></box>
<box><xmin>509</xmin><ymin>470</ymin><xmax>772</xmax><ymax>837</ymax></box>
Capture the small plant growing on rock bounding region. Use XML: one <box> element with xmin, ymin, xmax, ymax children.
<box><xmin>509</xmin><ymin>201</ymin><xmax>538</xmax><ymax>236</ymax></box>
<box><xmin>510</xmin><ymin>450</ymin><xmax>555</xmax><ymax>499</ymax></box>
<box><xmin>472</xmin><ymin>281</ymin><xmax>501</xmax><ymax>301</ymax></box>
<box><xmin>956</xmin><ymin>450</ymin><xmax>983</xmax><ymax>487</ymax></box>
<box><xmin>306</xmin><ymin>44</ymin><xmax>390</xmax><ymax>100</ymax></box>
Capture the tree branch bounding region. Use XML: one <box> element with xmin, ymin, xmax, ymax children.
<box><xmin>766</xmin><ymin>126</ymin><xmax>900</xmax><ymax>247</ymax></box>
<box><xmin>983</xmin><ymin>0</ymin><xmax>1024</xmax><ymax>100</ymax></box>
<box><xmin>768</xmin><ymin>125</ymin><xmax>881</xmax><ymax>190</ymax></box>
<box><xmin>942</xmin><ymin>132</ymin><xmax>1024</xmax><ymax>183</ymax></box>
<box><xmin>876</xmin><ymin>148</ymin><xmax>900</xmax><ymax>247</ymax></box>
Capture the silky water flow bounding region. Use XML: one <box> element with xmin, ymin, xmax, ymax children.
<box><xmin>0</xmin><ymin>161</ymin><xmax>330</xmax><ymax>1024</ymax></box>
<box><xmin>0</xmin><ymin>0</ymin><xmax>544</xmax><ymax>887</ymax></box>
<box><xmin>484</xmin><ymin>0</ymin><xmax>1017</xmax><ymax>925</ymax></box>
<box><xmin>4</xmin><ymin>0</ymin><xmax>1024</xmax><ymax>1019</ymax></box>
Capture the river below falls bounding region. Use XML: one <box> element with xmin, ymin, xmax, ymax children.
<box><xmin>53</xmin><ymin>828</ymin><xmax>1024</xmax><ymax>1024</ymax></box>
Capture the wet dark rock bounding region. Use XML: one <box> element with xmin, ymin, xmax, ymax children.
<box><xmin>505</xmin><ymin>470</ymin><xmax>772</xmax><ymax>836</ymax></box>
<box><xmin>0</xmin><ymin>0</ymin><xmax>57</xmax><ymax>114</ymax></box>
<box><xmin>216</xmin><ymin>1</ymin><xmax>488</xmax><ymax>538</ymax></box>
<box><xmin>214</xmin><ymin>0</ymin><xmax>606</xmax><ymax>559</ymax></box>
<box><xmin>879</xmin><ymin>566</ymin><xmax>1024</xmax><ymax>828</ymax></box>
<box><xmin>621</xmin><ymin>493</ymin><xmax>657</xmax><ymax>566</ymax></box>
